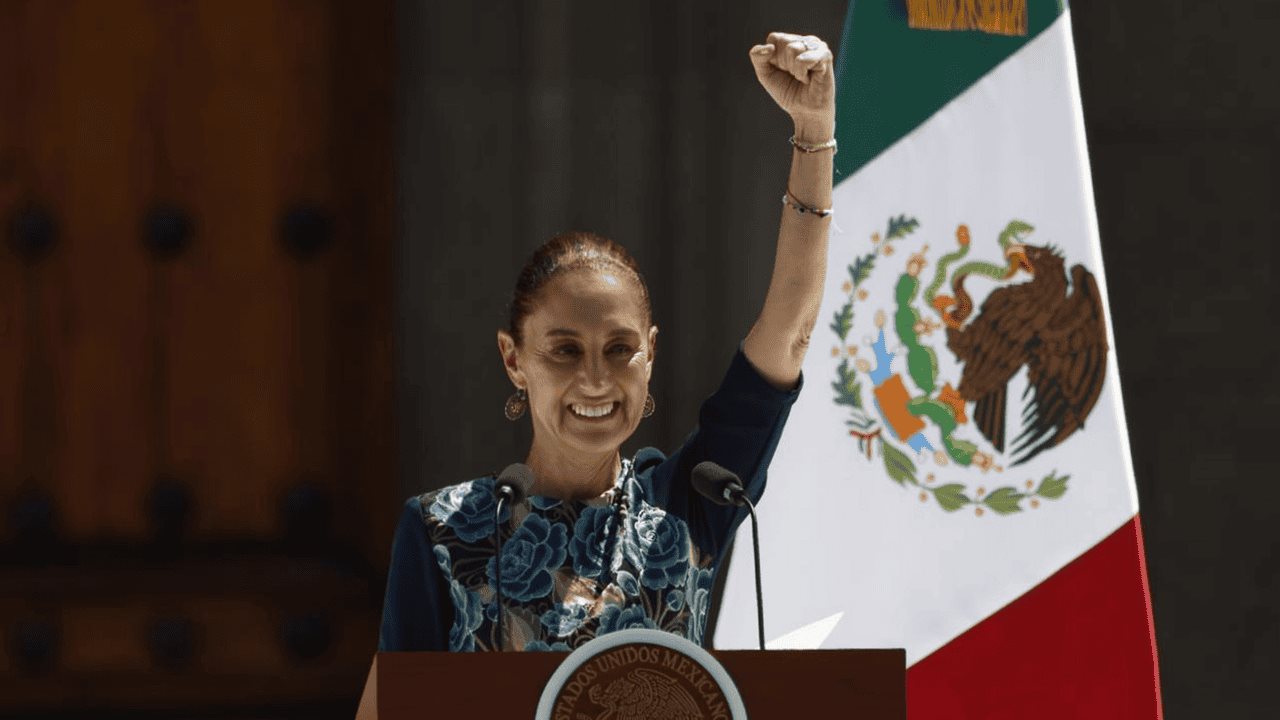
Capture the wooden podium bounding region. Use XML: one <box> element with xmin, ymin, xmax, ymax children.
<box><xmin>356</xmin><ymin>648</ymin><xmax>905</xmax><ymax>718</ymax></box>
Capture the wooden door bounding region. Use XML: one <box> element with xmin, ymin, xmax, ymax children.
<box><xmin>0</xmin><ymin>1</ymin><xmax>393</xmax><ymax>715</ymax></box>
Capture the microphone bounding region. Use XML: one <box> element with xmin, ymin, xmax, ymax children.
<box><xmin>691</xmin><ymin>461</ymin><xmax>766</xmax><ymax>651</ymax></box>
<box><xmin>492</xmin><ymin>463</ymin><xmax>535</xmax><ymax>650</ymax></box>
<box><xmin>691</xmin><ymin>461</ymin><xmax>748</xmax><ymax>507</ymax></box>
<box><xmin>494</xmin><ymin>463</ymin><xmax>535</xmax><ymax>505</ymax></box>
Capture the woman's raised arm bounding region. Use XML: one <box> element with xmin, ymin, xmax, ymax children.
<box><xmin>741</xmin><ymin>32</ymin><xmax>836</xmax><ymax>390</ymax></box>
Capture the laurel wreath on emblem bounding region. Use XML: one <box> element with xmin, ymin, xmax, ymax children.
<box><xmin>830</xmin><ymin>215</ymin><xmax>1110</xmax><ymax>516</ymax></box>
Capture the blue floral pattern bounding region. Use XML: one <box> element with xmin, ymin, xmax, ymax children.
<box><xmin>429</xmin><ymin>478</ymin><xmax>510</xmax><ymax>543</ymax></box>
<box><xmin>541</xmin><ymin>602</ymin><xmax>591</xmax><ymax>637</ymax></box>
<box><xmin>419</xmin><ymin>459</ymin><xmax>718</xmax><ymax>652</ymax></box>
<box><xmin>568</xmin><ymin>506</ymin><xmax>616</xmax><ymax>579</ymax></box>
<box><xmin>486</xmin><ymin>514</ymin><xmax>568</xmax><ymax>602</ymax></box>
<box><xmin>433</xmin><ymin>545</ymin><xmax>451</xmax><ymax>574</ymax></box>
<box><xmin>447</xmin><ymin>580</ymin><xmax>486</xmax><ymax>652</ymax></box>
<box><xmin>624</xmin><ymin>505</ymin><xmax>692</xmax><ymax>590</ymax></box>
<box><xmin>685</xmin><ymin>566</ymin><xmax>716</xmax><ymax>646</ymax></box>
<box><xmin>615</xmin><ymin>570</ymin><xmax>641</xmax><ymax>597</ymax></box>
<box><xmin>598</xmin><ymin>604</ymin><xmax>658</xmax><ymax>633</ymax></box>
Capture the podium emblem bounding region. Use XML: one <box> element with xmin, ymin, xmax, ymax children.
<box><xmin>536</xmin><ymin>629</ymin><xmax>746</xmax><ymax>720</ymax></box>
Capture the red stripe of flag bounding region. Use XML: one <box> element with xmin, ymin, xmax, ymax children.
<box><xmin>908</xmin><ymin>515</ymin><xmax>1163</xmax><ymax>719</ymax></box>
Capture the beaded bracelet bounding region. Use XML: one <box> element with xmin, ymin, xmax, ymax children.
<box><xmin>781</xmin><ymin>189</ymin><xmax>833</xmax><ymax>218</ymax></box>
<box><xmin>789</xmin><ymin>135</ymin><xmax>838</xmax><ymax>154</ymax></box>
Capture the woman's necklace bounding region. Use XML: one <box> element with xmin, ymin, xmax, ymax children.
<box><xmin>601</xmin><ymin>457</ymin><xmax>634</xmax><ymax>576</ymax></box>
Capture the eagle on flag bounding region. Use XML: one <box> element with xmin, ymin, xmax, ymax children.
<box><xmin>942</xmin><ymin>235</ymin><xmax>1109</xmax><ymax>465</ymax></box>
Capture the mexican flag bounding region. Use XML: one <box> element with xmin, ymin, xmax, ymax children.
<box><xmin>714</xmin><ymin>2</ymin><xmax>1163</xmax><ymax>717</ymax></box>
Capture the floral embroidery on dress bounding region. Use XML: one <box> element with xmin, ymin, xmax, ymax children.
<box><xmin>684</xmin><ymin>565</ymin><xmax>717</xmax><ymax>646</ymax></box>
<box><xmin>447</xmin><ymin>580</ymin><xmax>485</xmax><ymax>652</ymax></box>
<box><xmin>429</xmin><ymin>480</ymin><xmax>510</xmax><ymax>543</ymax></box>
<box><xmin>625</xmin><ymin>504</ymin><xmax>691</xmax><ymax>590</ymax></box>
<box><xmin>486</xmin><ymin>514</ymin><xmax>569</xmax><ymax>602</ymax></box>
<box><xmin>419</xmin><ymin>457</ymin><xmax>717</xmax><ymax>652</ymax></box>
<box><xmin>568</xmin><ymin>506</ymin><xmax>615</xmax><ymax>578</ymax></box>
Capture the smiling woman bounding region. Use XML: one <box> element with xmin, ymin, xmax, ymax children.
<box><xmin>379</xmin><ymin>30</ymin><xmax>835</xmax><ymax>653</ymax></box>
<box><xmin>497</xmin><ymin>233</ymin><xmax>659</xmax><ymax>501</ymax></box>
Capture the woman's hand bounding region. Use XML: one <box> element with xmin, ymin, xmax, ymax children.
<box><xmin>749</xmin><ymin>32</ymin><xmax>836</xmax><ymax>140</ymax></box>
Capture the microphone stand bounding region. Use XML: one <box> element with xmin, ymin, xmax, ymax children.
<box><xmin>493</xmin><ymin>497</ymin><xmax>507</xmax><ymax>651</ymax></box>
<box><xmin>489</xmin><ymin>463</ymin><xmax>534</xmax><ymax>653</ymax></box>
<box><xmin>691</xmin><ymin>461</ymin><xmax>768</xmax><ymax>652</ymax></box>
<box><xmin>739</xmin><ymin>494</ymin><xmax>765</xmax><ymax>652</ymax></box>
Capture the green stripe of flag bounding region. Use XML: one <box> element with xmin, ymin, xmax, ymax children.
<box><xmin>834</xmin><ymin>0</ymin><xmax>1066</xmax><ymax>182</ymax></box>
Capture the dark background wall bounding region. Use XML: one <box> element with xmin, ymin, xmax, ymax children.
<box><xmin>1077</xmin><ymin>3</ymin><xmax>1278</xmax><ymax>717</ymax></box>
<box><xmin>0</xmin><ymin>0</ymin><xmax>1272</xmax><ymax>718</ymax></box>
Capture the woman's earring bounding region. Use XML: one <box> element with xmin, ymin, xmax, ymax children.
<box><xmin>642</xmin><ymin>393</ymin><xmax>655</xmax><ymax>418</ymax></box>
<box><xmin>504</xmin><ymin>388</ymin><xmax>528</xmax><ymax>421</ymax></box>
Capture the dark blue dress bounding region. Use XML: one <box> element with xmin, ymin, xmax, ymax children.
<box><xmin>378</xmin><ymin>347</ymin><xmax>802</xmax><ymax>652</ymax></box>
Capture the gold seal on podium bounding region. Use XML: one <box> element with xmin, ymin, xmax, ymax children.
<box><xmin>536</xmin><ymin>629</ymin><xmax>747</xmax><ymax>720</ymax></box>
